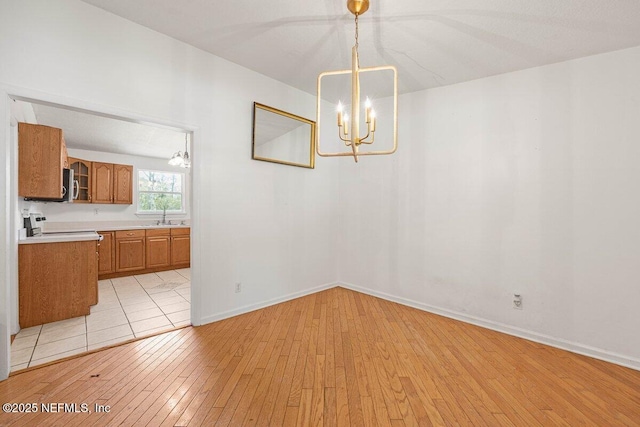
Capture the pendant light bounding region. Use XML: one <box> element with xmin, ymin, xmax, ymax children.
<box><xmin>316</xmin><ymin>0</ymin><xmax>398</xmax><ymax>163</ymax></box>
<box><xmin>168</xmin><ymin>133</ymin><xmax>191</xmax><ymax>168</ymax></box>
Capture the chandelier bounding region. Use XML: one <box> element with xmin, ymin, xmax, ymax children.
<box><xmin>316</xmin><ymin>0</ymin><xmax>398</xmax><ymax>163</ymax></box>
<box><xmin>168</xmin><ymin>133</ymin><xmax>191</xmax><ymax>168</ymax></box>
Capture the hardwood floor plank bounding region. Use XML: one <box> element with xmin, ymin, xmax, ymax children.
<box><xmin>267</xmin><ymin>342</ymin><xmax>301</xmax><ymax>426</ymax></box>
<box><xmin>2</xmin><ymin>287</ymin><xmax>640</xmax><ymax>427</ymax></box>
<box><xmin>213</xmin><ymin>373</ymin><xmax>252</xmax><ymax>426</ymax></box>
<box><xmin>334</xmin><ymin>366</ymin><xmax>351</xmax><ymax>427</ymax></box>
<box><xmin>246</xmin><ymin>355</ymin><xmax>287</xmax><ymax>425</ymax></box>
<box><xmin>226</xmin><ymin>368</ymin><xmax>265</xmax><ymax>426</ymax></box>
<box><xmin>310</xmin><ymin>355</ymin><xmax>326</xmax><ymax>426</ymax></box>
<box><xmin>283</xmin><ymin>405</ymin><xmax>300</xmax><ymax>426</ymax></box>
<box><xmin>296</xmin><ymin>388</ymin><xmax>314</xmax><ymax>426</ymax></box>
<box><xmin>323</xmin><ymin>387</ymin><xmax>337</xmax><ymax>427</ymax></box>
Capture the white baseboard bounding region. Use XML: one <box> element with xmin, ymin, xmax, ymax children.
<box><xmin>338</xmin><ymin>282</ymin><xmax>640</xmax><ymax>372</ymax></box>
<box><xmin>200</xmin><ymin>282</ymin><xmax>339</xmax><ymax>325</ymax></box>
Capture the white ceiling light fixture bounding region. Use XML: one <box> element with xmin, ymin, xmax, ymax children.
<box><xmin>168</xmin><ymin>151</ymin><xmax>183</xmax><ymax>166</ymax></box>
<box><xmin>168</xmin><ymin>133</ymin><xmax>191</xmax><ymax>168</ymax></box>
<box><xmin>316</xmin><ymin>0</ymin><xmax>398</xmax><ymax>163</ymax></box>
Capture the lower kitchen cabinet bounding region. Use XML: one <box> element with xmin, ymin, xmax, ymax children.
<box><xmin>97</xmin><ymin>231</ymin><xmax>115</xmax><ymax>275</ymax></box>
<box><xmin>115</xmin><ymin>230</ymin><xmax>146</xmax><ymax>272</ymax></box>
<box><xmin>98</xmin><ymin>227</ymin><xmax>191</xmax><ymax>279</ymax></box>
<box><xmin>19</xmin><ymin>240</ymin><xmax>98</xmax><ymax>328</ymax></box>
<box><xmin>171</xmin><ymin>228</ymin><xmax>191</xmax><ymax>268</ymax></box>
<box><xmin>146</xmin><ymin>228</ymin><xmax>171</xmax><ymax>269</ymax></box>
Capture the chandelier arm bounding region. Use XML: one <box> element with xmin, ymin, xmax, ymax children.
<box><xmin>359</xmin><ymin>134</ymin><xmax>375</xmax><ymax>145</ymax></box>
<box><xmin>358</xmin><ymin>121</ymin><xmax>375</xmax><ymax>143</ymax></box>
<box><xmin>339</xmin><ymin>134</ymin><xmax>352</xmax><ymax>144</ymax></box>
<box><xmin>338</xmin><ymin>124</ymin><xmax>350</xmax><ymax>143</ymax></box>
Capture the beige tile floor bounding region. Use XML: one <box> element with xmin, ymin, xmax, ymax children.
<box><xmin>10</xmin><ymin>268</ymin><xmax>191</xmax><ymax>372</ymax></box>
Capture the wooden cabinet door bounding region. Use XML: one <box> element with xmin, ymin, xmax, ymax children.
<box><xmin>113</xmin><ymin>164</ymin><xmax>133</xmax><ymax>204</ymax></box>
<box><xmin>146</xmin><ymin>236</ymin><xmax>171</xmax><ymax>269</ymax></box>
<box><xmin>171</xmin><ymin>235</ymin><xmax>191</xmax><ymax>267</ymax></box>
<box><xmin>97</xmin><ymin>231</ymin><xmax>115</xmax><ymax>275</ymax></box>
<box><xmin>18</xmin><ymin>122</ymin><xmax>65</xmax><ymax>199</ymax></box>
<box><xmin>116</xmin><ymin>238</ymin><xmax>146</xmax><ymax>272</ymax></box>
<box><xmin>69</xmin><ymin>157</ymin><xmax>92</xmax><ymax>203</ymax></box>
<box><xmin>115</xmin><ymin>230</ymin><xmax>146</xmax><ymax>272</ymax></box>
<box><xmin>92</xmin><ymin>162</ymin><xmax>114</xmax><ymax>204</ymax></box>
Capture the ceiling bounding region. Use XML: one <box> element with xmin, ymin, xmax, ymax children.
<box><xmin>80</xmin><ymin>0</ymin><xmax>640</xmax><ymax>96</ymax></box>
<box><xmin>19</xmin><ymin>1</ymin><xmax>640</xmax><ymax>158</ymax></box>
<box><xmin>24</xmin><ymin>101</ymin><xmax>188</xmax><ymax>160</ymax></box>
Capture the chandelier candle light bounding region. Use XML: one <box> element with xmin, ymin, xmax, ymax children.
<box><xmin>316</xmin><ymin>0</ymin><xmax>398</xmax><ymax>163</ymax></box>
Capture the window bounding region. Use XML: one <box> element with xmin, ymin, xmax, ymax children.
<box><xmin>137</xmin><ymin>170</ymin><xmax>185</xmax><ymax>213</ymax></box>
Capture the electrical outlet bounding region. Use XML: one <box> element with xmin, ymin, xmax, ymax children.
<box><xmin>513</xmin><ymin>293</ymin><xmax>523</xmax><ymax>310</ymax></box>
<box><xmin>235</xmin><ymin>282</ymin><xmax>242</xmax><ymax>293</ymax></box>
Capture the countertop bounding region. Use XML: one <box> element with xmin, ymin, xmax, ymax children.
<box><xmin>19</xmin><ymin>223</ymin><xmax>190</xmax><ymax>244</ymax></box>
<box><xmin>94</xmin><ymin>224</ymin><xmax>190</xmax><ymax>232</ymax></box>
<box><xmin>19</xmin><ymin>231</ymin><xmax>101</xmax><ymax>245</ymax></box>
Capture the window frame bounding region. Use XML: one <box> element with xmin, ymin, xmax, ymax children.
<box><xmin>136</xmin><ymin>168</ymin><xmax>187</xmax><ymax>215</ymax></box>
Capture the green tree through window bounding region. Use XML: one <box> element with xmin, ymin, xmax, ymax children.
<box><xmin>138</xmin><ymin>170</ymin><xmax>184</xmax><ymax>212</ymax></box>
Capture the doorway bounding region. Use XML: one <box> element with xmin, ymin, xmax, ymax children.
<box><xmin>7</xmin><ymin>96</ymin><xmax>196</xmax><ymax>372</ymax></box>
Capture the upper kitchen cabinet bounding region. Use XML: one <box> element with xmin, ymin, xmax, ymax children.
<box><xmin>91</xmin><ymin>162</ymin><xmax>133</xmax><ymax>205</ymax></box>
<box><xmin>113</xmin><ymin>164</ymin><xmax>133</xmax><ymax>204</ymax></box>
<box><xmin>91</xmin><ymin>162</ymin><xmax>113</xmax><ymax>203</ymax></box>
<box><xmin>69</xmin><ymin>157</ymin><xmax>92</xmax><ymax>203</ymax></box>
<box><xmin>18</xmin><ymin>122</ymin><xmax>69</xmax><ymax>199</ymax></box>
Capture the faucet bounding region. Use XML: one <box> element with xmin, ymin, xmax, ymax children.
<box><xmin>156</xmin><ymin>207</ymin><xmax>168</xmax><ymax>226</ymax></box>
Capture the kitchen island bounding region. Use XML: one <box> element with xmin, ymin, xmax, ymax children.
<box><xmin>18</xmin><ymin>231</ymin><xmax>100</xmax><ymax>328</ymax></box>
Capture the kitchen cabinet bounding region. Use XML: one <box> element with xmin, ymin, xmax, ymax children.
<box><xmin>171</xmin><ymin>227</ymin><xmax>191</xmax><ymax>268</ymax></box>
<box><xmin>146</xmin><ymin>228</ymin><xmax>171</xmax><ymax>269</ymax></box>
<box><xmin>91</xmin><ymin>162</ymin><xmax>133</xmax><ymax>204</ymax></box>
<box><xmin>113</xmin><ymin>164</ymin><xmax>133</xmax><ymax>204</ymax></box>
<box><xmin>91</xmin><ymin>162</ymin><xmax>113</xmax><ymax>204</ymax></box>
<box><xmin>18</xmin><ymin>122</ymin><xmax>69</xmax><ymax>199</ymax></box>
<box><xmin>69</xmin><ymin>157</ymin><xmax>92</xmax><ymax>203</ymax></box>
<box><xmin>115</xmin><ymin>230</ymin><xmax>146</xmax><ymax>272</ymax></box>
<box><xmin>19</xmin><ymin>240</ymin><xmax>98</xmax><ymax>328</ymax></box>
<box><xmin>98</xmin><ymin>227</ymin><xmax>190</xmax><ymax>279</ymax></box>
<box><xmin>97</xmin><ymin>231</ymin><xmax>115</xmax><ymax>275</ymax></box>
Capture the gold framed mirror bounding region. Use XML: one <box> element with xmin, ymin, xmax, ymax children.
<box><xmin>252</xmin><ymin>102</ymin><xmax>316</xmax><ymax>169</ymax></box>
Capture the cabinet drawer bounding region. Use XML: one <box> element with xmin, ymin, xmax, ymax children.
<box><xmin>171</xmin><ymin>227</ymin><xmax>190</xmax><ymax>236</ymax></box>
<box><xmin>146</xmin><ymin>228</ymin><xmax>171</xmax><ymax>237</ymax></box>
<box><xmin>115</xmin><ymin>229</ymin><xmax>146</xmax><ymax>239</ymax></box>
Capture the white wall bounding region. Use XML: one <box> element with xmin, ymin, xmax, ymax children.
<box><xmin>338</xmin><ymin>46</ymin><xmax>640</xmax><ymax>368</ymax></box>
<box><xmin>0</xmin><ymin>0</ymin><xmax>339</xmax><ymax>378</ymax></box>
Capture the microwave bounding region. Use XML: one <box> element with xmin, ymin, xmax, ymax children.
<box><xmin>23</xmin><ymin>168</ymin><xmax>78</xmax><ymax>202</ymax></box>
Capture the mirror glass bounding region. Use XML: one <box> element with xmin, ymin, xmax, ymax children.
<box><xmin>252</xmin><ymin>102</ymin><xmax>315</xmax><ymax>168</ymax></box>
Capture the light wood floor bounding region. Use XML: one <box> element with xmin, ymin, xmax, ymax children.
<box><xmin>1</xmin><ymin>287</ymin><xmax>639</xmax><ymax>426</ymax></box>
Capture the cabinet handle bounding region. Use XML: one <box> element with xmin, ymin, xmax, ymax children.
<box><xmin>127</xmin><ymin>233</ymin><xmax>134</xmax><ymax>236</ymax></box>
